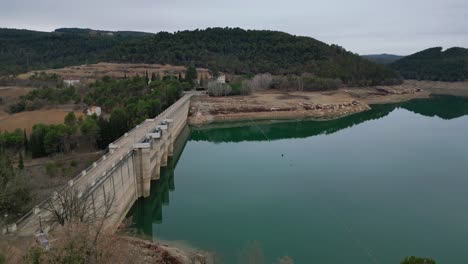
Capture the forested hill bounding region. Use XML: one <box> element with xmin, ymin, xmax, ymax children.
<box><xmin>0</xmin><ymin>27</ymin><xmax>401</xmax><ymax>85</ymax></box>
<box><xmin>391</xmin><ymin>47</ymin><xmax>468</xmax><ymax>81</ymax></box>
<box><xmin>0</xmin><ymin>28</ymin><xmax>125</xmax><ymax>75</ymax></box>
<box><xmin>362</xmin><ymin>54</ymin><xmax>404</xmax><ymax>64</ymax></box>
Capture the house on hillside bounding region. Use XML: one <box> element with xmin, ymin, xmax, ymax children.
<box><xmin>216</xmin><ymin>74</ymin><xmax>226</xmax><ymax>84</ymax></box>
<box><xmin>86</xmin><ymin>106</ymin><xmax>102</xmax><ymax>117</ymax></box>
<box><xmin>63</xmin><ymin>78</ymin><xmax>80</xmax><ymax>87</ymax></box>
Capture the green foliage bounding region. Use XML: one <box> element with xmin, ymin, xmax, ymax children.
<box><xmin>29</xmin><ymin>124</ymin><xmax>47</xmax><ymax>158</ymax></box>
<box><xmin>0</xmin><ymin>28</ymin><xmax>126</xmax><ymax>76</ymax></box>
<box><xmin>0</xmin><ymin>27</ymin><xmax>401</xmax><ymax>86</ymax></box>
<box><xmin>0</xmin><ymin>150</ymin><xmax>31</xmax><ymax>221</ymax></box>
<box><xmin>80</xmin><ymin>116</ymin><xmax>100</xmax><ymax>144</ymax></box>
<box><xmin>400</xmin><ymin>256</ymin><xmax>436</xmax><ymax>264</ymax></box>
<box><xmin>8</xmin><ymin>86</ymin><xmax>77</xmax><ymax>114</ymax></box>
<box><xmin>45</xmin><ymin>161</ymin><xmax>59</xmax><ymax>177</ymax></box>
<box><xmin>29</xmin><ymin>123</ymin><xmax>72</xmax><ymax>158</ymax></box>
<box><xmin>88</xmin><ymin>77</ymin><xmax>182</xmax><ymax>148</ymax></box>
<box><xmin>23</xmin><ymin>129</ymin><xmax>29</xmax><ymax>153</ymax></box>
<box><xmin>64</xmin><ymin>112</ymin><xmax>77</xmax><ymax>127</ymax></box>
<box><xmin>0</xmin><ymin>129</ymin><xmax>24</xmax><ymax>151</ymax></box>
<box><xmin>392</xmin><ymin>47</ymin><xmax>468</xmax><ymax>81</ymax></box>
<box><xmin>185</xmin><ymin>65</ymin><xmax>198</xmax><ymax>86</ymax></box>
<box><xmin>109</xmin><ymin>108</ymin><xmax>129</xmax><ymax>140</ymax></box>
<box><xmin>107</xmin><ymin>28</ymin><xmax>401</xmax><ymax>86</ymax></box>
<box><xmin>302</xmin><ymin>77</ymin><xmax>342</xmax><ymax>91</ymax></box>
<box><xmin>70</xmin><ymin>160</ymin><xmax>78</xmax><ymax>167</ymax></box>
<box><xmin>362</xmin><ymin>54</ymin><xmax>404</xmax><ymax>64</ymax></box>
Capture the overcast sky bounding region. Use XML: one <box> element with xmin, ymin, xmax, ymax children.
<box><xmin>1</xmin><ymin>0</ymin><xmax>467</xmax><ymax>55</ymax></box>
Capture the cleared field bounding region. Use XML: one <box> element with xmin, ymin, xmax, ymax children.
<box><xmin>0</xmin><ymin>86</ymin><xmax>35</xmax><ymax>97</ymax></box>
<box><xmin>0</xmin><ymin>109</ymin><xmax>84</xmax><ymax>133</ymax></box>
<box><xmin>17</xmin><ymin>62</ymin><xmax>212</xmax><ymax>82</ymax></box>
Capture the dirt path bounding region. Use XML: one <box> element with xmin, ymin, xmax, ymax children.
<box><xmin>189</xmin><ymin>80</ymin><xmax>468</xmax><ymax>125</ymax></box>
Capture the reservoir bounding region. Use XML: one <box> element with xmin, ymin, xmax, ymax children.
<box><xmin>128</xmin><ymin>95</ymin><xmax>468</xmax><ymax>264</ymax></box>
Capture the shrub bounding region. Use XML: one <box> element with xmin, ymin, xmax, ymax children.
<box><xmin>302</xmin><ymin>77</ymin><xmax>342</xmax><ymax>91</ymax></box>
<box><xmin>70</xmin><ymin>160</ymin><xmax>78</xmax><ymax>167</ymax></box>
<box><xmin>207</xmin><ymin>81</ymin><xmax>232</xmax><ymax>97</ymax></box>
<box><xmin>45</xmin><ymin>161</ymin><xmax>59</xmax><ymax>177</ymax></box>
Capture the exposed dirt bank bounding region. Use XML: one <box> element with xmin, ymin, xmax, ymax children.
<box><xmin>189</xmin><ymin>80</ymin><xmax>468</xmax><ymax>125</ymax></box>
<box><xmin>0</xmin><ymin>234</ymin><xmax>210</xmax><ymax>264</ymax></box>
<box><xmin>120</xmin><ymin>236</ymin><xmax>210</xmax><ymax>264</ymax></box>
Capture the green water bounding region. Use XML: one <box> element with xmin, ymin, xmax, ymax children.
<box><xmin>129</xmin><ymin>95</ymin><xmax>468</xmax><ymax>264</ymax></box>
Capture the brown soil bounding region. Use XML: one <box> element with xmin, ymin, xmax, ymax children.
<box><xmin>0</xmin><ymin>86</ymin><xmax>35</xmax><ymax>97</ymax></box>
<box><xmin>17</xmin><ymin>62</ymin><xmax>212</xmax><ymax>83</ymax></box>
<box><xmin>0</xmin><ymin>109</ymin><xmax>84</xmax><ymax>133</ymax></box>
<box><xmin>189</xmin><ymin>80</ymin><xmax>468</xmax><ymax>125</ymax></box>
<box><xmin>120</xmin><ymin>236</ymin><xmax>210</xmax><ymax>264</ymax></box>
<box><xmin>0</xmin><ymin>86</ymin><xmax>36</xmax><ymax>113</ymax></box>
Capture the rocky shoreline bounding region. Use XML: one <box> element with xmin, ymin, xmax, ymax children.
<box><xmin>188</xmin><ymin>80</ymin><xmax>468</xmax><ymax>126</ymax></box>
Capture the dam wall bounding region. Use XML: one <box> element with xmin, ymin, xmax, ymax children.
<box><xmin>8</xmin><ymin>93</ymin><xmax>194</xmax><ymax>236</ymax></box>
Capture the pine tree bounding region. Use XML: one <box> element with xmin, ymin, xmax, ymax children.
<box><xmin>18</xmin><ymin>152</ymin><xmax>24</xmax><ymax>170</ymax></box>
<box><xmin>151</xmin><ymin>72</ymin><xmax>156</xmax><ymax>81</ymax></box>
<box><xmin>23</xmin><ymin>129</ymin><xmax>29</xmax><ymax>154</ymax></box>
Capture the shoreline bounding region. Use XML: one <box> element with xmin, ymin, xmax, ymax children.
<box><xmin>188</xmin><ymin>80</ymin><xmax>468</xmax><ymax>126</ymax></box>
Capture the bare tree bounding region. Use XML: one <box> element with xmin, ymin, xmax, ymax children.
<box><xmin>250</xmin><ymin>73</ymin><xmax>273</xmax><ymax>91</ymax></box>
<box><xmin>42</xmin><ymin>186</ymin><xmax>115</xmax><ymax>228</ymax></box>
<box><xmin>241</xmin><ymin>80</ymin><xmax>254</xmax><ymax>95</ymax></box>
<box><xmin>296</xmin><ymin>76</ymin><xmax>304</xmax><ymax>92</ymax></box>
<box><xmin>207</xmin><ymin>80</ymin><xmax>232</xmax><ymax>97</ymax></box>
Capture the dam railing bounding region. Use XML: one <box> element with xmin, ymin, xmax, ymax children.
<box><xmin>8</xmin><ymin>92</ymin><xmax>195</xmax><ymax>235</ymax></box>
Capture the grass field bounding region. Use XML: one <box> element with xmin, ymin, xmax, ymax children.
<box><xmin>0</xmin><ymin>109</ymin><xmax>84</xmax><ymax>133</ymax></box>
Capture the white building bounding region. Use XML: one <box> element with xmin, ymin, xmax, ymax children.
<box><xmin>63</xmin><ymin>78</ymin><xmax>80</xmax><ymax>87</ymax></box>
<box><xmin>87</xmin><ymin>106</ymin><xmax>102</xmax><ymax>117</ymax></box>
<box><xmin>216</xmin><ymin>74</ymin><xmax>226</xmax><ymax>84</ymax></box>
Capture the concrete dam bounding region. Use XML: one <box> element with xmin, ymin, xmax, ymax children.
<box><xmin>8</xmin><ymin>92</ymin><xmax>195</xmax><ymax>236</ymax></box>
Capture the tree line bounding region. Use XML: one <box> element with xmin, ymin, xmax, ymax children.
<box><xmin>0</xmin><ymin>27</ymin><xmax>402</xmax><ymax>86</ymax></box>
<box><xmin>391</xmin><ymin>47</ymin><xmax>468</xmax><ymax>81</ymax></box>
<box><xmin>1</xmin><ymin>76</ymin><xmax>186</xmax><ymax>158</ymax></box>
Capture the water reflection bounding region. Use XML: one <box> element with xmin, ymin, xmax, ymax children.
<box><xmin>129</xmin><ymin>126</ymin><xmax>189</xmax><ymax>236</ymax></box>
<box><xmin>128</xmin><ymin>94</ymin><xmax>468</xmax><ymax>239</ymax></box>
<box><xmin>190</xmin><ymin>95</ymin><xmax>468</xmax><ymax>143</ymax></box>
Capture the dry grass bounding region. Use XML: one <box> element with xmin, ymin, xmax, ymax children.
<box><xmin>0</xmin><ymin>109</ymin><xmax>84</xmax><ymax>133</ymax></box>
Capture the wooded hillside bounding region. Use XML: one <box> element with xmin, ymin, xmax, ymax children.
<box><xmin>0</xmin><ymin>27</ymin><xmax>402</xmax><ymax>86</ymax></box>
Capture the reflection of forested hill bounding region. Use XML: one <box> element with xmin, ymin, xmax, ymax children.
<box><xmin>190</xmin><ymin>104</ymin><xmax>397</xmax><ymax>143</ymax></box>
<box><xmin>398</xmin><ymin>95</ymin><xmax>468</xmax><ymax>120</ymax></box>
<box><xmin>191</xmin><ymin>95</ymin><xmax>468</xmax><ymax>143</ymax></box>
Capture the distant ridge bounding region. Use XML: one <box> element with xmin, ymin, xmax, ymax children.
<box><xmin>391</xmin><ymin>47</ymin><xmax>468</xmax><ymax>81</ymax></box>
<box><xmin>54</xmin><ymin>28</ymin><xmax>153</xmax><ymax>37</ymax></box>
<box><xmin>362</xmin><ymin>54</ymin><xmax>404</xmax><ymax>64</ymax></box>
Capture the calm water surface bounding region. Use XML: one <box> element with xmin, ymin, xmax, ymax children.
<box><xmin>129</xmin><ymin>95</ymin><xmax>468</xmax><ymax>264</ymax></box>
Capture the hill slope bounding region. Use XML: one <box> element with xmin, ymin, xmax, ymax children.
<box><xmin>0</xmin><ymin>28</ymin><xmax>130</xmax><ymax>75</ymax></box>
<box><xmin>362</xmin><ymin>54</ymin><xmax>404</xmax><ymax>64</ymax></box>
<box><xmin>0</xmin><ymin>27</ymin><xmax>401</xmax><ymax>85</ymax></box>
<box><xmin>391</xmin><ymin>47</ymin><xmax>468</xmax><ymax>81</ymax></box>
